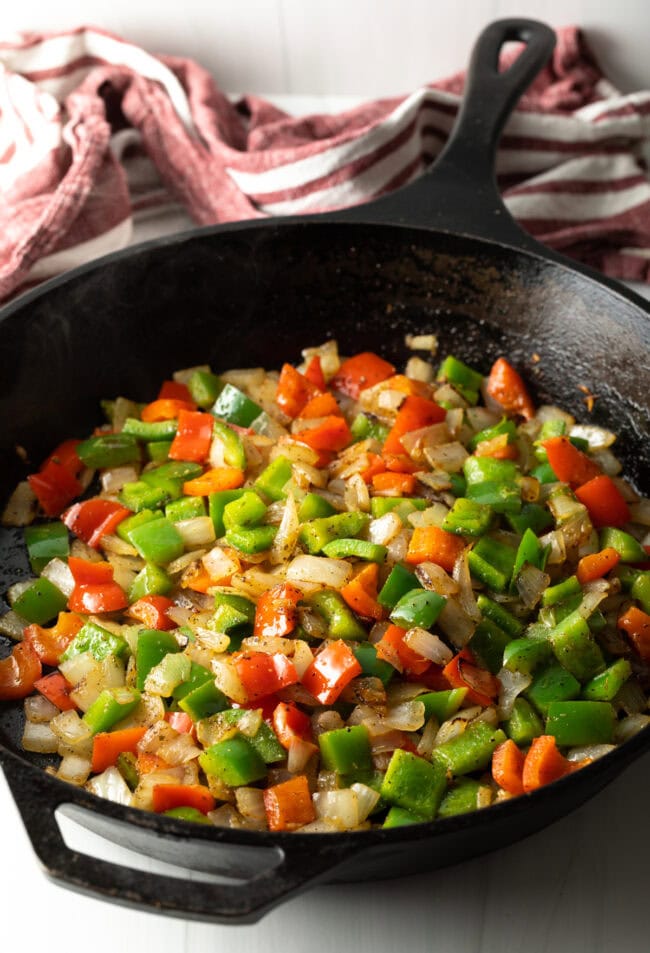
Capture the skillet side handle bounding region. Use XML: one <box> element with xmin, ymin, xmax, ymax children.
<box><xmin>333</xmin><ymin>18</ymin><xmax>556</xmax><ymax>249</ymax></box>
<box><xmin>1</xmin><ymin>756</ymin><xmax>348</xmax><ymax>925</ymax></box>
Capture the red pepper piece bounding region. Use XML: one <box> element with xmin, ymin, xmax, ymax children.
<box><xmin>375</xmin><ymin>623</ymin><xmax>430</xmax><ymax>676</ymax></box>
<box><xmin>382</xmin><ymin>395</ymin><xmax>446</xmax><ymax>455</ymax></box>
<box><xmin>541</xmin><ymin>436</ymin><xmax>601</xmax><ymax>488</ymax></box>
<box><xmin>301</xmin><ymin>640</ymin><xmax>362</xmax><ymax>704</ymax></box>
<box><xmin>28</xmin><ymin>459</ymin><xmax>82</xmax><ymax>517</ymax></box>
<box><xmin>272</xmin><ymin>701</ymin><xmax>313</xmax><ymax>749</ymax></box>
<box><xmin>152</xmin><ymin>783</ymin><xmax>216</xmax><ymax>815</ymax></box>
<box><xmin>276</xmin><ymin>363</ymin><xmax>321</xmax><ymax>418</ymax></box>
<box><xmin>234</xmin><ymin>652</ymin><xmax>299</xmax><ymax>702</ymax></box>
<box><xmin>63</xmin><ymin>499</ymin><xmax>131</xmax><ymax>549</ymax></box>
<box><xmin>127</xmin><ymin>595</ymin><xmax>176</xmax><ymax>631</ymax></box>
<box><xmin>303</xmin><ymin>355</ymin><xmax>326</xmax><ymax>391</ymax></box>
<box><xmin>0</xmin><ymin>642</ymin><xmax>42</xmax><ymax>701</ymax></box>
<box><xmin>158</xmin><ymin>380</ymin><xmax>193</xmax><ymax>402</ymax></box>
<box><xmin>141</xmin><ymin>398</ymin><xmax>196</xmax><ymax>422</ymax></box>
<box><xmin>293</xmin><ymin>415</ymin><xmax>352</xmax><ymax>453</ymax></box>
<box><xmin>33</xmin><ymin>671</ymin><xmax>77</xmax><ymax>711</ymax></box>
<box><xmin>442</xmin><ymin>650</ymin><xmax>499</xmax><ymax>707</ymax></box>
<box><xmin>331</xmin><ymin>352</ymin><xmax>395</xmax><ymax>399</ymax></box>
<box><xmin>169</xmin><ymin>409</ymin><xmax>215</xmax><ymax>463</ymax></box>
<box><xmin>253</xmin><ymin>583</ymin><xmax>302</xmax><ymax>639</ymax></box>
<box><xmin>23</xmin><ymin>611</ymin><xmax>84</xmax><ymax>666</ymax></box>
<box><xmin>575</xmin><ymin>474</ymin><xmax>630</xmax><ymax>528</ymax></box>
<box><xmin>485</xmin><ymin>357</ymin><xmax>535</xmax><ymax>420</ymax></box>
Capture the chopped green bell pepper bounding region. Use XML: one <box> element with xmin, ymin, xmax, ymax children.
<box><xmin>128</xmin><ymin>562</ymin><xmax>173</xmax><ymax>602</ymax></box>
<box><xmin>442</xmin><ymin>498</ymin><xmax>493</xmax><ymax>537</ymax></box>
<box><xmin>129</xmin><ymin>517</ymin><xmax>185</xmax><ymax>564</ymax></box>
<box><xmin>178</xmin><ymin>679</ymin><xmax>229</xmax><ymax>720</ymax></box>
<box><xmin>545</xmin><ymin>700</ymin><xmax>616</xmax><ymax>746</ymax></box>
<box><xmin>505</xmin><ymin>697</ymin><xmax>544</xmax><ymax>745</ymax></box>
<box><xmin>377</xmin><ymin>564</ymin><xmax>422</xmax><ymax>609</ymax></box>
<box><xmin>82</xmin><ymin>687</ymin><xmax>141</xmax><ymax>734</ymax></box>
<box><xmin>631</xmin><ymin>572</ymin><xmax>650</xmax><ymax>613</ymax></box>
<box><xmin>542</xmin><ymin>575</ymin><xmax>581</xmax><ymax>607</ymax></box>
<box><xmin>432</xmin><ymin>721</ymin><xmax>506</xmax><ymax>776</ymax></box>
<box><xmin>12</xmin><ymin>577</ymin><xmax>67</xmax><ymax>625</ymax></box>
<box><xmin>318</xmin><ymin>725</ymin><xmax>373</xmax><ymax>775</ymax></box>
<box><xmin>380</xmin><ymin>748</ymin><xmax>447</xmax><ymax>821</ymax></box>
<box><xmin>212</xmin><ymin>383</ymin><xmax>262</xmax><ymax>427</ymax></box>
<box><xmin>352</xmin><ymin>643</ymin><xmax>395</xmax><ymax>685</ymax></box>
<box><xmin>165</xmin><ymin>496</ymin><xmax>207</xmax><ymax>523</ymax></box>
<box><xmin>164</xmin><ymin>806</ymin><xmax>213</xmax><ymax>824</ymax></box>
<box><xmin>308</xmin><ymin>590</ymin><xmax>366</xmax><ymax>640</ymax></box>
<box><xmin>122</xmin><ymin>418</ymin><xmax>178</xmax><ymax>441</ymax></box>
<box><xmin>382</xmin><ymin>805</ymin><xmax>426</xmax><ymax>828</ymax></box>
<box><xmin>370</xmin><ymin>497</ymin><xmax>428</xmax><ymax>519</ymax></box>
<box><xmin>222</xmin><ymin>492</ymin><xmax>267</xmax><ymax>530</ymax></box>
<box><xmin>135</xmin><ymin>629</ymin><xmax>181</xmax><ymax>691</ymax></box>
<box><xmin>418</xmin><ymin>688</ymin><xmax>467</xmax><ymax>722</ymax></box>
<box><xmin>188</xmin><ymin>370</ymin><xmax>224</xmax><ymax>408</ymax></box>
<box><xmin>476</xmin><ymin>594</ymin><xmax>524</xmax><ymax>637</ymax></box>
<box><xmin>76</xmin><ymin>433</ymin><xmax>141</xmax><ymax>468</ymax></box>
<box><xmin>255</xmin><ymin>456</ymin><xmax>293</xmax><ymax>502</ymax></box>
<box><xmin>218</xmin><ymin>709</ymin><xmax>285</xmax><ymax>763</ymax></box>
<box><xmin>582</xmin><ymin>658</ymin><xmax>632</xmax><ymax>702</ymax></box>
<box><xmin>209</xmin><ymin>489</ymin><xmax>247</xmax><ymax>537</ymax></box>
<box><xmin>212</xmin><ymin>420</ymin><xmax>247</xmax><ymax>469</ymax></box>
<box><xmin>24</xmin><ymin>521</ymin><xmax>69</xmax><ymax>574</ymax></box>
<box><xmin>600</xmin><ymin>527</ymin><xmax>647</xmax><ymax>563</ymax></box>
<box><xmin>550</xmin><ymin>611</ymin><xmax>605</xmax><ymax>682</ymax></box>
<box><xmin>469</xmin><ymin>618</ymin><xmax>512</xmax><ymax>674</ymax></box>
<box><xmin>389</xmin><ymin>588</ymin><xmax>446</xmax><ymax>630</ymax></box>
<box><xmin>199</xmin><ymin>736</ymin><xmax>267</xmax><ymax>786</ymax></box>
<box><xmin>502</xmin><ymin>636</ymin><xmax>552</xmax><ymax>675</ymax></box>
<box><xmin>298</xmin><ymin>493</ymin><xmax>336</xmax><ymax>521</ymax></box>
<box><xmin>506</xmin><ymin>503</ymin><xmax>553</xmax><ymax>536</ymax></box>
<box><xmin>468</xmin><ymin>418</ymin><xmax>516</xmax><ymax>452</ymax></box>
<box><xmin>225</xmin><ymin>525</ymin><xmax>277</xmax><ymax>554</ymax></box>
<box><xmin>322</xmin><ymin>538</ymin><xmax>388</xmax><ymax>562</ymax></box>
<box><xmin>298</xmin><ymin>511</ymin><xmax>368</xmax><ymax>555</ymax></box>
<box><xmin>467</xmin><ymin>536</ymin><xmax>516</xmax><ymax>592</ymax></box>
<box><xmin>526</xmin><ymin>663</ymin><xmax>581</xmax><ymax>716</ymax></box>
<box><xmin>60</xmin><ymin>620</ymin><xmax>128</xmax><ymax>662</ymax></box>
<box><xmin>437</xmin><ymin>778</ymin><xmax>483</xmax><ymax>818</ymax></box>
<box><xmin>437</xmin><ymin>355</ymin><xmax>483</xmax><ymax>404</ymax></box>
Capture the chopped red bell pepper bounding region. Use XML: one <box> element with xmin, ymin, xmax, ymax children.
<box><xmin>331</xmin><ymin>352</ymin><xmax>395</xmax><ymax>399</ymax></box>
<box><xmin>340</xmin><ymin>563</ymin><xmax>384</xmax><ymax>621</ymax></box>
<box><xmin>91</xmin><ymin>726</ymin><xmax>149</xmax><ymax>773</ymax></box>
<box><xmin>28</xmin><ymin>459</ymin><xmax>82</xmax><ymax>517</ymax></box>
<box><xmin>375</xmin><ymin>623</ymin><xmax>431</xmax><ymax>676</ymax></box>
<box><xmin>382</xmin><ymin>395</ymin><xmax>446</xmax><ymax>455</ymax></box>
<box><xmin>43</xmin><ymin>439</ymin><xmax>83</xmax><ymax>476</ymax></box>
<box><xmin>127</xmin><ymin>594</ymin><xmax>176</xmax><ymax>631</ymax></box>
<box><xmin>298</xmin><ymin>392</ymin><xmax>342</xmax><ymax>420</ymax></box>
<box><xmin>576</xmin><ymin>547</ymin><xmax>620</xmax><ymax>584</ymax></box>
<box><xmin>169</xmin><ymin>409</ymin><xmax>215</xmax><ymax>463</ymax></box>
<box><xmin>293</xmin><ymin>415</ymin><xmax>352</xmax><ymax>453</ymax></box>
<box><xmin>406</xmin><ymin>525</ymin><xmax>466</xmax><ymax>573</ymax></box>
<box><xmin>485</xmin><ymin>357</ymin><xmax>535</xmax><ymax>420</ymax></box>
<box><xmin>23</xmin><ymin>611</ymin><xmax>84</xmax><ymax>666</ymax></box>
<box><xmin>442</xmin><ymin>650</ymin><xmax>499</xmax><ymax>707</ymax></box>
<box><xmin>301</xmin><ymin>640</ymin><xmax>362</xmax><ymax>704</ymax></box>
<box><xmin>165</xmin><ymin>711</ymin><xmax>196</xmax><ymax>735</ymax></box>
<box><xmin>68</xmin><ymin>556</ymin><xmax>114</xmax><ymax>584</ymax></box>
<box><xmin>140</xmin><ymin>398</ymin><xmax>196</xmax><ymax>423</ymax></box>
<box><xmin>152</xmin><ymin>783</ymin><xmax>216</xmax><ymax>815</ymax></box>
<box><xmin>303</xmin><ymin>355</ymin><xmax>326</xmax><ymax>391</ymax></box>
<box><xmin>617</xmin><ymin>606</ymin><xmax>650</xmax><ymax>661</ymax></box>
<box><xmin>253</xmin><ymin>583</ymin><xmax>302</xmax><ymax>639</ymax></box>
<box><xmin>575</xmin><ymin>474</ymin><xmax>630</xmax><ymax>528</ymax></box>
<box><xmin>67</xmin><ymin>557</ymin><xmax>127</xmax><ymax>613</ymax></box>
<box><xmin>33</xmin><ymin>671</ymin><xmax>77</xmax><ymax>711</ymax></box>
<box><xmin>272</xmin><ymin>701</ymin><xmax>313</xmax><ymax>750</ymax></box>
<box><xmin>158</xmin><ymin>380</ymin><xmax>193</xmax><ymax>402</ymax></box>
<box><xmin>263</xmin><ymin>775</ymin><xmax>315</xmax><ymax>831</ymax></box>
<box><xmin>62</xmin><ymin>499</ymin><xmax>131</xmax><ymax>548</ymax></box>
<box><xmin>276</xmin><ymin>363</ymin><xmax>321</xmax><ymax>418</ymax></box>
<box><xmin>0</xmin><ymin>641</ymin><xmax>42</xmax><ymax>701</ymax></box>
<box><xmin>233</xmin><ymin>651</ymin><xmax>299</xmax><ymax>702</ymax></box>
<box><xmin>541</xmin><ymin>436</ymin><xmax>601</xmax><ymax>488</ymax></box>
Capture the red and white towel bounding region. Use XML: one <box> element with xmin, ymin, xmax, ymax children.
<box><xmin>1</xmin><ymin>24</ymin><xmax>650</xmax><ymax>302</ymax></box>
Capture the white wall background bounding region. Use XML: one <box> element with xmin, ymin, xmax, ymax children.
<box><xmin>2</xmin><ymin>0</ymin><xmax>650</xmax><ymax>97</ymax></box>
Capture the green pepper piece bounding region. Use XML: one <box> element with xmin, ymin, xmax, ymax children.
<box><xmin>212</xmin><ymin>383</ymin><xmax>263</xmax><ymax>427</ymax></box>
<box><xmin>464</xmin><ymin>456</ymin><xmax>519</xmax><ymax>486</ymax></box>
<box><xmin>469</xmin><ymin>618</ymin><xmax>512</xmax><ymax>674</ymax></box>
<box><xmin>60</xmin><ymin>620</ymin><xmax>129</xmax><ymax>662</ymax></box>
<box><xmin>381</xmin><ymin>748</ymin><xmax>447</xmax><ymax>821</ymax></box>
<box><xmin>531</xmin><ymin>461</ymin><xmax>558</xmax><ymax>485</ymax></box>
<box><xmin>12</xmin><ymin>577</ymin><xmax>67</xmax><ymax>625</ymax></box>
<box><xmin>212</xmin><ymin>420</ymin><xmax>247</xmax><ymax>470</ymax></box>
<box><xmin>308</xmin><ymin>590</ymin><xmax>367</xmax><ymax>640</ymax></box>
<box><xmin>382</xmin><ymin>805</ymin><xmax>426</xmax><ymax>828</ymax></box>
<box><xmin>212</xmin><ymin>590</ymin><xmax>256</xmax><ymax>622</ymax></box>
<box><xmin>468</xmin><ymin>418</ymin><xmax>517</xmax><ymax>452</ymax></box>
<box><xmin>209</xmin><ymin>488</ymin><xmax>247</xmax><ymax>538</ymax></box>
<box><xmin>505</xmin><ymin>697</ymin><xmax>544</xmax><ymax>746</ymax></box>
<box><xmin>476</xmin><ymin>594</ymin><xmax>524</xmax><ymax>637</ymax></box>
<box><xmin>82</xmin><ymin>687</ymin><xmax>141</xmax><ymax>734</ymax></box>
<box><xmin>502</xmin><ymin>636</ymin><xmax>552</xmax><ymax>675</ymax></box>
<box><xmin>582</xmin><ymin>658</ymin><xmax>632</xmax><ymax>701</ymax></box>
<box><xmin>545</xmin><ymin>700</ymin><xmax>616</xmax><ymax>746</ymax></box>
<box><xmin>350</xmin><ymin>413</ymin><xmax>390</xmax><ymax>444</ymax></box>
<box><xmin>352</xmin><ymin>643</ymin><xmax>395</xmax><ymax>685</ymax></box>
<box><xmin>432</xmin><ymin>721</ymin><xmax>506</xmax><ymax>776</ymax></box>
<box><xmin>223</xmin><ymin>492</ymin><xmax>267</xmax><ymax>530</ymax></box>
<box><xmin>370</xmin><ymin>497</ymin><xmax>428</xmax><ymax>519</ymax></box>
<box><xmin>511</xmin><ymin>528</ymin><xmax>549</xmax><ymax>588</ymax></box>
<box><xmin>135</xmin><ymin>629</ymin><xmax>181</xmax><ymax>691</ymax></box>
<box><xmin>128</xmin><ymin>562</ymin><xmax>173</xmax><ymax>602</ymax></box>
<box><xmin>146</xmin><ymin>440</ymin><xmax>173</xmax><ymax>463</ymax></box>
<box><xmin>178</xmin><ymin>680</ymin><xmax>229</xmax><ymax>720</ymax></box>
<box><xmin>467</xmin><ymin>536</ymin><xmax>516</xmax><ymax>592</ymax></box>
<box><xmin>298</xmin><ymin>493</ymin><xmax>336</xmax><ymax>521</ymax></box>
<box><xmin>116</xmin><ymin>751</ymin><xmax>140</xmax><ymax>791</ymax></box>
<box><xmin>448</xmin><ymin>473</ymin><xmax>466</xmax><ymax>498</ymax></box>
<box><xmin>146</xmin><ymin>461</ymin><xmax>204</xmax><ymax>481</ymax></box>
<box><xmin>225</xmin><ymin>525</ymin><xmax>277</xmax><ymax>554</ymax></box>
<box><xmin>526</xmin><ymin>663</ymin><xmax>581</xmax><ymax>716</ymax></box>
<box><xmin>389</xmin><ymin>588</ymin><xmax>446</xmax><ymax>630</ymax></box>
<box><xmin>418</xmin><ymin>688</ymin><xmax>467</xmax><ymax>722</ymax></box>
<box><xmin>600</xmin><ymin>527</ymin><xmax>647</xmax><ymax>563</ymax></box>
<box><xmin>466</xmin><ymin>480</ymin><xmax>522</xmax><ymax>515</ymax></box>
<box><xmin>129</xmin><ymin>517</ymin><xmax>185</xmax><ymax>565</ymax></box>
<box><xmin>322</xmin><ymin>538</ymin><xmax>388</xmax><ymax>562</ymax></box>
<box><xmin>437</xmin><ymin>778</ymin><xmax>483</xmax><ymax>818</ymax></box>
<box><xmin>122</xmin><ymin>418</ymin><xmax>178</xmax><ymax>441</ymax></box>
<box><xmin>255</xmin><ymin>456</ymin><xmax>293</xmax><ymax>503</ymax></box>
<box><xmin>165</xmin><ymin>496</ymin><xmax>207</xmax><ymax>523</ymax></box>
<box><xmin>119</xmin><ymin>480</ymin><xmax>169</xmax><ymax>513</ymax></box>
<box><xmin>442</xmin><ymin>498</ymin><xmax>493</xmax><ymax>537</ymax></box>
<box><xmin>298</xmin><ymin>511</ymin><xmax>369</xmax><ymax>555</ymax></box>
<box><xmin>631</xmin><ymin>572</ymin><xmax>650</xmax><ymax>613</ymax></box>
<box><xmin>506</xmin><ymin>503</ymin><xmax>554</xmax><ymax>537</ymax></box>
<box><xmin>437</xmin><ymin>355</ymin><xmax>483</xmax><ymax>404</ymax></box>
<box><xmin>77</xmin><ymin>433</ymin><xmax>141</xmax><ymax>468</ymax></box>
<box><xmin>199</xmin><ymin>736</ymin><xmax>267</xmax><ymax>786</ymax></box>
<box><xmin>164</xmin><ymin>806</ymin><xmax>213</xmax><ymax>824</ymax></box>
<box><xmin>189</xmin><ymin>370</ymin><xmax>224</xmax><ymax>408</ymax></box>
<box><xmin>319</xmin><ymin>725</ymin><xmax>373</xmax><ymax>775</ymax></box>
<box><xmin>377</xmin><ymin>564</ymin><xmax>422</xmax><ymax>609</ymax></box>
<box><xmin>542</xmin><ymin>575</ymin><xmax>581</xmax><ymax>607</ymax></box>
<box><xmin>117</xmin><ymin>509</ymin><xmax>163</xmax><ymax>542</ymax></box>
<box><xmin>219</xmin><ymin>710</ymin><xmax>286</xmax><ymax>764</ymax></box>
<box><xmin>171</xmin><ymin>661</ymin><xmax>214</xmax><ymax>702</ymax></box>
<box><xmin>24</xmin><ymin>522</ymin><xmax>69</xmax><ymax>574</ymax></box>
<box><xmin>550</xmin><ymin>611</ymin><xmax>606</xmax><ymax>682</ymax></box>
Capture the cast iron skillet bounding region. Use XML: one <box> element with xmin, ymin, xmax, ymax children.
<box><xmin>1</xmin><ymin>19</ymin><xmax>649</xmax><ymax>924</ymax></box>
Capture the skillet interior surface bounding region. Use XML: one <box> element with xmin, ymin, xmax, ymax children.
<box><xmin>0</xmin><ymin>219</ymin><xmax>649</xmax><ymax>912</ymax></box>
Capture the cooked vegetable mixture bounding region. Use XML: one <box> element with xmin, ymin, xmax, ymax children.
<box><xmin>2</xmin><ymin>339</ymin><xmax>650</xmax><ymax>832</ymax></box>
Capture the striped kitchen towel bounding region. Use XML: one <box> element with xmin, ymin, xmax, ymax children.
<box><xmin>1</xmin><ymin>24</ymin><xmax>650</xmax><ymax>302</ymax></box>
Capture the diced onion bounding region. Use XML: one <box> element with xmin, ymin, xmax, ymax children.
<box><xmin>101</xmin><ymin>465</ymin><xmax>139</xmax><ymax>494</ymax></box>
<box><xmin>629</xmin><ymin>499</ymin><xmax>650</xmax><ymax>526</ymax></box>
<box><xmin>436</xmin><ymin>596</ymin><xmax>476</xmax><ymax>648</ymax></box>
<box><xmin>286</xmin><ymin>554</ymin><xmax>353</xmax><ymax>589</ymax></box>
<box><xmin>50</xmin><ymin>710</ymin><xmax>93</xmax><ymax>749</ymax></box>
<box><xmin>403</xmin><ymin>628</ymin><xmax>453</xmax><ymax>665</ymax></box>
<box><xmin>235</xmin><ymin>788</ymin><xmax>267</xmax><ymax>825</ymax></box>
<box><xmin>350</xmin><ymin>782</ymin><xmax>381</xmax><ymax>822</ymax></box>
<box><xmin>0</xmin><ymin>610</ymin><xmax>28</xmax><ymax>641</ymax></box>
<box><xmin>175</xmin><ymin>516</ymin><xmax>216</xmax><ymax>548</ymax></box>
<box><xmin>384</xmin><ymin>700</ymin><xmax>426</xmax><ymax>732</ymax></box>
<box><xmin>313</xmin><ymin>789</ymin><xmax>360</xmax><ymax>830</ymax></box>
<box><xmin>57</xmin><ymin>754</ymin><xmax>92</xmax><ymax>785</ymax></box>
<box><xmin>407</xmin><ymin>503</ymin><xmax>449</xmax><ymax>529</ymax></box>
<box><xmin>287</xmin><ymin>737</ymin><xmax>318</xmax><ymax>774</ymax></box>
<box><xmin>405</xmin><ymin>333</ymin><xmax>438</xmax><ymax>353</ymax></box>
<box><xmin>615</xmin><ymin>714</ymin><xmax>650</xmax><ymax>743</ymax></box>
<box><xmin>1</xmin><ymin>480</ymin><xmax>37</xmax><ymax>526</ymax></box>
<box><xmin>24</xmin><ymin>695</ymin><xmax>59</xmax><ymax>723</ymax></box>
<box><xmin>87</xmin><ymin>766</ymin><xmax>133</xmax><ymax>805</ymax></box>
<box><xmin>566</xmin><ymin>744</ymin><xmax>615</xmax><ymax>762</ymax></box>
<box><xmin>22</xmin><ymin>721</ymin><xmax>59</xmax><ymax>753</ymax></box>
<box><xmin>7</xmin><ymin>579</ymin><xmax>34</xmax><ymax>605</ymax></box>
<box><xmin>424</xmin><ymin>441</ymin><xmax>468</xmax><ymax>473</ymax></box>
<box><xmin>497</xmin><ymin>667</ymin><xmax>532</xmax><ymax>719</ymax></box>
<box><xmin>368</xmin><ymin>512</ymin><xmax>403</xmax><ymax>546</ymax></box>
<box><xmin>414</xmin><ymin>562</ymin><xmax>459</xmax><ymax>596</ymax></box>
<box><xmin>269</xmin><ymin>493</ymin><xmax>300</xmax><ymax>565</ymax></box>
<box><xmin>515</xmin><ymin>565</ymin><xmax>550</xmax><ymax>609</ymax></box>
<box><xmin>212</xmin><ymin>658</ymin><xmax>247</xmax><ymax>704</ymax></box>
<box><xmin>452</xmin><ymin>551</ymin><xmax>481</xmax><ymax>621</ymax></box>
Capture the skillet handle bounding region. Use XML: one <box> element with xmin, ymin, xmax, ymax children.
<box><xmin>1</xmin><ymin>756</ymin><xmax>349</xmax><ymax>924</ymax></box>
<box><xmin>333</xmin><ymin>18</ymin><xmax>556</xmax><ymax>250</ymax></box>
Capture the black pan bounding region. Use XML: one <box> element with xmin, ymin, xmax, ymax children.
<box><xmin>1</xmin><ymin>19</ymin><xmax>649</xmax><ymax>924</ymax></box>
